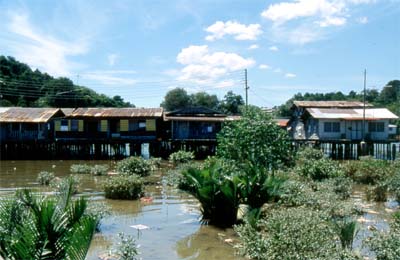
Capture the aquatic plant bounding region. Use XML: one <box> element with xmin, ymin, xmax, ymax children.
<box><xmin>51</xmin><ymin>175</ymin><xmax>80</xmax><ymax>195</ymax></box>
<box><xmin>116</xmin><ymin>156</ymin><xmax>151</xmax><ymax>177</ymax></box>
<box><xmin>296</xmin><ymin>146</ymin><xmax>325</xmax><ymax>163</ymax></box>
<box><xmin>180</xmin><ymin>159</ymin><xmax>241</xmax><ymax>226</ymax></box>
<box><xmin>114</xmin><ymin>232</ymin><xmax>139</xmax><ymax>260</ymax></box>
<box><xmin>103</xmin><ymin>175</ymin><xmax>143</xmax><ymax>200</ymax></box>
<box><xmin>332</xmin><ymin>217</ymin><xmax>358</xmax><ymax>250</ymax></box>
<box><xmin>366</xmin><ymin>182</ymin><xmax>388</xmax><ymax>202</ymax></box>
<box><xmin>37</xmin><ymin>171</ymin><xmax>55</xmax><ymax>185</ymax></box>
<box><xmin>169</xmin><ymin>150</ymin><xmax>195</xmax><ymax>165</ymax></box>
<box><xmin>235</xmin><ymin>207</ymin><xmax>360</xmax><ymax>260</ymax></box>
<box><xmin>70</xmin><ymin>164</ymin><xmax>92</xmax><ymax>174</ymax></box>
<box><xmin>90</xmin><ymin>164</ymin><xmax>109</xmax><ymax>176</ymax></box>
<box><xmin>0</xmin><ymin>178</ymin><xmax>98</xmax><ymax>260</ymax></box>
<box><xmin>148</xmin><ymin>157</ymin><xmax>162</xmax><ymax>170</ymax></box>
<box><xmin>297</xmin><ymin>158</ymin><xmax>344</xmax><ymax>181</ymax></box>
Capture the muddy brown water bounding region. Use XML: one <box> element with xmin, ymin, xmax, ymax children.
<box><xmin>0</xmin><ymin>160</ymin><xmax>398</xmax><ymax>259</ymax></box>
<box><xmin>0</xmin><ymin>160</ymin><xmax>242</xmax><ymax>260</ymax></box>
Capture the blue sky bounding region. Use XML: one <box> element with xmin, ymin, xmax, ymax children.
<box><xmin>0</xmin><ymin>0</ymin><xmax>399</xmax><ymax>108</ymax></box>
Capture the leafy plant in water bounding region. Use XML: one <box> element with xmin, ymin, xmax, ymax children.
<box><xmin>113</xmin><ymin>232</ymin><xmax>139</xmax><ymax>260</ymax></box>
<box><xmin>169</xmin><ymin>150</ymin><xmax>195</xmax><ymax>165</ymax></box>
<box><xmin>366</xmin><ymin>182</ymin><xmax>388</xmax><ymax>202</ymax></box>
<box><xmin>116</xmin><ymin>156</ymin><xmax>151</xmax><ymax>177</ymax></box>
<box><xmin>0</xmin><ymin>178</ymin><xmax>98</xmax><ymax>260</ymax></box>
<box><xmin>331</xmin><ymin>217</ymin><xmax>358</xmax><ymax>250</ymax></box>
<box><xmin>90</xmin><ymin>164</ymin><xmax>109</xmax><ymax>176</ymax></box>
<box><xmin>70</xmin><ymin>164</ymin><xmax>92</xmax><ymax>174</ymax></box>
<box><xmin>51</xmin><ymin>175</ymin><xmax>80</xmax><ymax>195</ymax></box>
<box><xmin>103</xmin><ymin>175</ymin><xmax>143</xmax><ymax>200</ymax></box>
<box><xmin>297</xmin><ymin>158</ymin><xmax>344</xmax><ymax>181</ymax></box>
<box><xmin>37</xmin><ymin>171</ymin><xmax>55</xmax><ymax>185</ymax></box>
<box><xmin>180</xmin><ymin>159</ymin><xmax>241</xmax><ymax>227</ymax></box>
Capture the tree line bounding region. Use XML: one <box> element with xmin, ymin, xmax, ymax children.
<box><xmin>0</xmin><ymin>56</ymin><xmax>134</xmax><ymax>108</ymax></box>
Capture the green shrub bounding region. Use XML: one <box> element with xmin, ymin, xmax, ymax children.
<box><xmin>103</xmin><ymin>175</ymin><xmax>143</xmax><ymax>200</ymax></box>
<box><xmin>114</xmin><ymin>232</ymin><xmax>139</xmax><ymax>260</ymax></box>
<box><xmin>297</xmin><ymin>146</ymin><xmax>324</xmax><ymax>163</ymax></box>
<box><xmin>323</xmin><ymin>176</ymin><xmax>353</xmax><ymax>200</ymax></box>
<box><xmin>235</xmin><ymin>207</ymin><xmax>359</xmax><ymax>260</ymax></box>
<box><xmin>70</xmin><ymin>164</ymin><xmax>92</xmax><ymax>174</ymax></box>
<box><xmin>217</xmin><ymin>106</ymin><xmax>293</xmax><ymax>170</ymax></box>
<box><xmin>148</xmin><ymin>157</ymin><xmax>162</xmax><ymax>170</ymax></box>
<box><xmin>51</xmin><ymin>175</ymin><xmax>80</xmax><ymax>195</ymax></box>
<box><xmin>343</xmin><ymin>156</ymin><xmax>395</xmax><ymax>184</ymax></box>
<box><xmin>368</xmin><ymin>214</ymin><xmax>400</xmax><ymax>260</ymax></box>
<box><xmin>388</xmin><ymin>170</ymin><xmax>400</xmax><ymax>202</ymax></box>
<box><xmin>169</xmin><ymin>150</ymin><xmax>195</xmax><ymax>164</ymax></box>
<box><xmin>116</xmin><ymin>156</ymin><xmax>151</xmax><ymax>177</ymax></box>
<box><xmin>366</xmin><ymin>182</ymin><xmax>388</xmax><ymax>202</ymax></box>
<box><xmin>297</xmin><ymin>158</ymin><xmax>344</xmax><ymax>181</ymax></box>
<box><xmin>90</xmin><ymin>165</ymin><xmax>109</xmax><ymax>176</ymax></box>
<box><xmin>37</xmin><ymin>171</ymin><xmax>55</xmax><ymax>185</ymax></box>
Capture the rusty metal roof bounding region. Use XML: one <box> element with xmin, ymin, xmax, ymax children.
<box><xmin>294</xmin><ymin>101</ymin><xmax>371</xmax><ymax>108</ymax></box>
<box><xmin>0</xmin><ymin>107</ymin><xmax>64</xmax><ymax>123</ymax></box>
<box><xmin>164</xmin><ymin>115</ymin><xmax>240</xmax><ymax>122</ymax></box>
<box><xmin>60</xmin><ymin>108</ymin><xmax>75</xmax><ymax>116</ymax></box>
<box><xmin>69</xmin><ymin>107</ymin><xmax>163</xmax><ymax>118</ymax></box>
<box><xmin>274</xmin><ymin>118</ymin><xmax>290</xmax><ymax>127</ymax></box>
<box><xmin>306</xmin><ymin>108</ymin><xmax>399</xmax><ymax>120</ymax></box>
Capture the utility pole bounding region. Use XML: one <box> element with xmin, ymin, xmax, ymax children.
<box><xmin>362</xmin><ymin>69</ymin><xmax>366</xmax><ymax>141</ymax></box>
<box><xmin>245</xmin><ymin>69</ymin><xmax>249</xmax><ymax>106</ymax></box>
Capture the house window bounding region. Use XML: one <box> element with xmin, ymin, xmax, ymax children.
<box><xmin>324</xmin><ymin>122</ymin><xmax>340</xmax><ymax>133</ymax></box>
<box><xmin>128</xmin><ymin>120</ymin><xmax>146</xmax><ymax>131</ymax></box>
<box><xmin>70</xmin><ymin>120</ymin><xmax>79</xmax><ymax>131</ymax></box>
<box><xmin>60</xmin><ymin>120</ymin><xmax>69</xmax><ymax>131</ymax></box>
<box><xmin>369</xmin><ymin>122</ymin><xmax>384</xmax><ymax>132</ymax></box>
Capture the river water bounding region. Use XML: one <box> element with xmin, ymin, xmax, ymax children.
<box><xmin>0</xmin><ymin>160</ymin><xmax>398</xmax><ymax>259</ymax></box>
<box><xmin>0</xmin><ymin>160</ymin><xmax>242</xmax><ymax>260</ymax></box>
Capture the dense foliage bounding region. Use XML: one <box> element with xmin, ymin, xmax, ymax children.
<box><xmin>169</xmin><ymin>150</ymin><xmax>195</xmax><ymax>165</ymax></box>
<box><xmin>116</xmin><ymin>156</ymin><xmax>151</xmax><ymax>177</ymax></box>
<box><xmin>160</xmin><ymin>87</ymin><xmax>244</xmax><ymax>114</ymax></box>
<box><xmin>0</xmin><ymin>180</ymin><xmax>98</xmax><ymax>260</ymax></box>
<box><xmin>103</xmin><ymin>175</ymin><xmax>143</xmax><ymax>200</ymax></box>
<box><xmin>0</xmin><ymin>56</ymin><xmax>134</xmax><ymax>107</ymax></box>
<box><xmin>217</xmin><ymin>106</ymin><xmax>293</xmax><ymax>170</ymax></box>
<box><xmin>70</xmin><ymin>164</ymin><xmax>92</xmax><ymax>174</ymax></box>
<box><xmin>37</xmin><ymin>171</ymin><xmax>55</xmax><ymax>185</ymax></box>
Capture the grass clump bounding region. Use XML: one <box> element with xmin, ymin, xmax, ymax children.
<box><xmin>116</xmin><ymin>156</ymin><xmax>151</xmax><ymax>177</ymax></box>
<box><xmin>90</xmin><ymin>164</ymin><xmax>109</xmax><ymax>176</ymax></box>
<box><xmin>70</xmin><ymin>164</ymin><xmax>92</xmax><ymax>174</ymax></box>
<box><xmin>169</xmin><ymin>150</ymin><xmax>195</xmax><ymax>165</ymax></box>
<box><xmin>37</xmin><ymin>171</ymin><xmax>55</xmax><ymax>185</ymax></box>
<box><xmin>103</xmin><ymin>175</ymin><xmax>143</xmax><ymax>200</ymax></box>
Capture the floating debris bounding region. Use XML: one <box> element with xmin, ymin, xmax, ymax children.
<box><xmin>130</xmin><ymin>224</ymin><xmax>149</xmax><ymax>230</ymax></box>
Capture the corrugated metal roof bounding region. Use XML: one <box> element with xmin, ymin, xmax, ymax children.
<box><xmin>294</xmin><ymin>101</ymin><xmax>371</xmax><ymax>108</ymax></box>
<box><xmin>0</xmin><ymin>107</ymin><xmax>11</xmax><ymax>114</ymax></box>
<box><xmin>164</xmin><ymin>115</ymin><xmax>240</xmax><ymax>122</ymax></box>
<box><xmin>0</xmin><ymin>107</ymin><xmax>63</xmax><ymax>123</ymax></box>
<box><xmin>60</xmin><ymin>108</ymin><xmax>75</xmax><ymax>116</ymax></box>
<box><xmin>306</xmin><ymin>108</ymin><xmax>399</xmax><ymax>120</ymax></box>
<box><xmin>70</xmin><ymin>107</ymin><xmax>163</xmax><ymax>118</ymax></box>
<box><xmin>274</xmin><ymin>118</ymin><xmax>290</xmax><ymax>127</ymax></box>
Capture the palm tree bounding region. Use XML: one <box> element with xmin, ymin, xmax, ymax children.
<box><xmin>0</xmin><ymin>178</ymin><xmax>98</xmax><ymax>260</ymax></box>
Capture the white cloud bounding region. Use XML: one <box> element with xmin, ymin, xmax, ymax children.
<box><xmin>269</xmin><ymin>46</ymin><xmax>279</xmax><ymax>51</ymax></box>
<box><xmin>357</xmin><ymin>16</ymin><xmax>368</xmax><ymax>24</ymax></box>
<box><xmin>259</xmin><ymin>64</ymin><xmax>271</xmax><ymax>70</ymax></box>
<box><xmin>5</xmin><ymin>13</ymin><xmax>88</xmax><ymax>76</ymax></box>
<box><xmin>108</xmin><ymin>54</ymin><xmax>118</xmax><ymax>66</ymax></box>
<box><xmin>205</xmin><ymin>20</ymin><xmax>262</xmax><ymax>41</ymax></box>
<box><xmin>261</xmin><ymin>0</ymin><xmax>375</xmax><ymax>45</ymax></box>
<box><xmin>261</xmin><ymin>0</ymin><xmax>348</xmax><ymax>27</ymax></box>
<box><xmin>248</xmin><ymin>44</ymin><xmax>259</xmax><ymax>50</ymax></box>
<box><xmin>285</xmin><ymin>73</ymin><xmax>297</xmax><ymax>78</ymax></box>
<box><xmin>176</xmin><ymin>45</ymin><xmax>255</xmax><ymax>87</ymax></box>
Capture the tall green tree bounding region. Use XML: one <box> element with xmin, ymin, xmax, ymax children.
<box><xmin>160</xmin><ymin>88</ymin><xmax>191</xmax><ymax>111</ymax></box>
<box><xmin>219</xmin><ymin>91</ymin><xmax>244</xmax><ymax>115</ymax></box>
<box><xmin>190</xmin><ymin>91</ymin><xmax>219</xmax><ymax>110</ymax></box>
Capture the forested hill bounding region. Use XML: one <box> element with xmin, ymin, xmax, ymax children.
<box><xmin>277</xmin><ymin>80</ymin><xmax>400</xmax><ymax>123</ymax></box>
<box><xmin>0</xmin><ymin>56</ymin><xmax>134</xmax><ymax>108</ymax></box>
